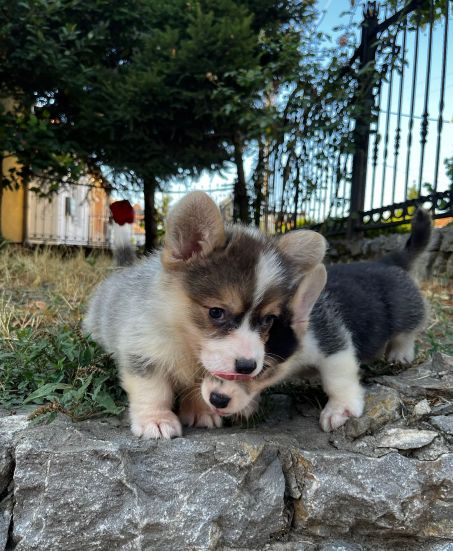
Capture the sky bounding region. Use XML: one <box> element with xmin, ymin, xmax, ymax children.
<box><xmin>158</xmin><ymin>0</ymin><xmax>453</xmax><ymax>212</ymax></box>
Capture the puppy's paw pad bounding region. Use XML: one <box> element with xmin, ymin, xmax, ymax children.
<box><xmin>320</xmin><ymin>396</ymin><xmax>364</xmax><ymax>432</ymax></box>
<box><xmin>131</xmin><ymin>411</ymin><xmax>182</xmax><ymax>439</ymax></box>
<box><xmin>180</xmin><ymin>411</ymin><xmax>222</xmax><ymax>429</ymax></box>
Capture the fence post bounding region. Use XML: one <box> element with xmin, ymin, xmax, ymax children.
<box><xmin>348</xmin><ymin>2</ymin><xmax>379</xmax><ymax>238</ymax></box>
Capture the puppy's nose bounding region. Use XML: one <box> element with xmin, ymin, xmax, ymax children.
<box><xmin>235</xmin><ymin>358</ymin><xmax>257</xmax><ymax>374</ymax></box>
<box><xmin>209</xmin><ymin>391</ymin><xmax>231</xmax><ymax>409</ymax></box>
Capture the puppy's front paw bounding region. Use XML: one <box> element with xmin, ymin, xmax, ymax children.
<box><xmin>179</xmin><ymin>394</ymin><xmax>223</xmax><ymax>429</ymax></box>
<box><xmin>130</xmin><ymin>410</ymin><xmax>182</xmax><ymax>439</ymax></box>
<box><xmin>180</xmin><ymin>410</ymin><xmax>223</xmax><ymax>429</ymax></box>
<box><xmin>386</xmin><ymin>348</ymin><xmax>415</xmax><ymax>364</ymax></box>
<box><xmin>319</xmin><ymin>394</ymin><xmax>364</xmax><ymax>432</ymax></box>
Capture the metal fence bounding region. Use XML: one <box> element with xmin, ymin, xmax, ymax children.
<box><xmin>264</xmin><ymin>0</ymin><xmax>452</xmax><ymax>236</ymax></box>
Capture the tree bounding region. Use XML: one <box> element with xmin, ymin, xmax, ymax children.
<box><xmin>204</xmin><ymin>0</ymin><xmax>316</xmax><ymax>223</ymax></box>
<box><xmin>1</xmin><ymin>0</ymin><xmax>315</xmax><ymax>247</ymax></box>
<box><xmin>0</xmin><ymin>0</ymin><xmax>143</xmax><ymax>237</ymax></box>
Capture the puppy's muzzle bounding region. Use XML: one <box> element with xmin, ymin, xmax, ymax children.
<box><xmin>235</xmin><ymin>358</ymin><xmax>256</xmax><ymax>375</ymax></box>
<box><xmin>209</xmin><ymin>391</ymin><xmax>231</xmax><ymax>409</ymax></box>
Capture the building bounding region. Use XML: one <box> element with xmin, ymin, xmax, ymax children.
<box><xmin>1</xmin><ymin>156</ymin><xmax>110</xmax><ymax>246</ymax></box>
<box><xmin>132</xmin><ymin>203</ymin><xmax>146</xmax><ymax>247</ymax></box>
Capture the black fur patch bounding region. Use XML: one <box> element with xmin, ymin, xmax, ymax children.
<box><xmin>380</xmin><ymin>208</ymin><xmax>431</xmax><ymax>271</ymax></box>
<box><xmin>310</xmin><ymin>295</ymin><xmax>349</xmax><ymax>356</ymax></box>
<box><xmin>266</xmin><ymin>310</ymin><xmax>298</xmax><ymax>361</ymax></box>
<box><xmin>319</xmin><ymin>262</ymin><xmax>425</xmax><ymax>362</ymax></box>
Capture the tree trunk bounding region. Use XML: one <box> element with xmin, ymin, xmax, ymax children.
<box><xmin>232</xmin><ymin>133</ymin><xmax>249</xmax><ymax>224</ymax></box>
<box><xmin>0</xmin><ymin>153</ymin><xmax>5</xmax><ymax>240</ymax></box>
<box><xmin>143</xmin><ymin>175</ymin><xmax>158</xmax><ymax>253</ymax></box>
<box><xmin>0</xmin><ymin>183</ymin><xmax>3</xmax><ymax>241</ymax></box>
<box><xmin>252</xmin><ymin>139</ymin><xmax>265</xmax><ymax>227</ymax></box>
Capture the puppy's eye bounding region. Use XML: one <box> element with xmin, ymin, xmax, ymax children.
<box><xmin>261</xmin><ymin>314</ymin><xmax>277</xmax><ymax>327</ymax></box>
<box><xmin>209</xmin><ymin>307</ymin><xmax>225</xmax><ymax>320</ymax></box>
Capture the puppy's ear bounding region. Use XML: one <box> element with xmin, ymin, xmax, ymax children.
<box><xmin>277</xmin><ymin>230</ymin><xmax>327</xmax><ymax>272</ymax></box>
<box><xmin>162</xmin><ymin>191</ymin><xmax>226</xmax><ymax>270</ymax></box>
<box><xmin>291</xmin><ymin>264</ymin><xmax>327</xmax><ymax>332</ymax></box>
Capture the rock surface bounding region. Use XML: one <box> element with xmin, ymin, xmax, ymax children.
<box><xmin>327</xmin><ymin>226</ymin><xmax>453</xmax><ymax>279</ymax></box>
<box><xmin>377</xmin><ymin>353</ymin><xmax>453</xmax><ymax>398</ymax></box>
<box><xmin>430</xmin><ymin>416</ymin><xmax>453</xmax><ymax>437</ymax></box>
<box><xmin>413</xmin><ymin>399</ymin><xmax>432</xmax><ymax>417</ymax></box>
<box><xmin>1</xmin><ymin>355</ymin><xmax>453</xmax><ymax>551</ymax></box>
<box><xmin>375</xmin><ymin>427</ymin><xmax>438</xmax><ymax>449</ymax></box>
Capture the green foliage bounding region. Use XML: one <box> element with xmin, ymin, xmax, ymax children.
<box><xmin>0</xmin><ymin>0</ymin><xmax>312</xmax><ymax>181</ymax></box>
<box><xmin>0</xmin><ymin>324</ymin><xmax>126</xmax><ymax>422</ymax></box>
<box><xmin>445</xmin><ymin>157</ymin><xmax>453</xmax><ymax>186</ymax></box>
<box><xmin>0</xmin><ymin>0</ymin><xmax>315</xmax><ymax>240</ymax></box>
<box><xmin>0</xmin><ymin>108</ymin><xmax>85</xmax><ymax>191</ymax></box>
<box><xmin>0</xmin><ymin>246</ymin><xmax>123</xmax><ymax>422</ymax></box>
<box><xmin>387</xmin><ymin>0</ymin><xmax>449</xmax><ymax>27</ymax></box>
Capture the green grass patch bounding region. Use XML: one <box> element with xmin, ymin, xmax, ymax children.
<box><xmin>0</xmin><ymin>245</ymin><xmax>126</xmax><ymax>423</ymax></box>
<box><xmin>0</xmin><ymin>324</ymin><xmax>126</xmax><ymax>423</ymax></box>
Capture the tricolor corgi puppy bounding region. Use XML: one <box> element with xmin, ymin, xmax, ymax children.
<box><xmin>201</xmin><ymin>209</ymin><xmax>431</xmax><ymax>431</ymax></box>
<box><xmin>83</xmin><ymin>191</ymin><xmax>326</xmax><ymax>438</ymax></box>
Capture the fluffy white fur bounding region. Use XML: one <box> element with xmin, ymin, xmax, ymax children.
<box><xmin>84</xmin><ymin>191</ymin><xmax>327</xmax><ymax>439</ymax></box>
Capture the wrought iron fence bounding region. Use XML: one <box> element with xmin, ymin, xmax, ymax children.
<box><xmin>264</xmin><ymin>0</ymin><xmax>452</xmax><ymax>236</ymax></box>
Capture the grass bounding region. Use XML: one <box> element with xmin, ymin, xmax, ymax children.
<box><xmin>0</xmin><ymin>244</ymin><xmax>452</xmax><ymax>424</ymax></box>
<box><xmin>0</xmin><ymin>244</ymin><xmax>126</xmax><ymax>423</ymax></box>
<box><xmin>419</xmin><ymin>276</ymin><xmax>453</xmax><ymax>357</ymax></box>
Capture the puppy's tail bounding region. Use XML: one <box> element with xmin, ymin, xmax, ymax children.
<box><xmin>110</xmin><ymin>200</ymin><xmax>136</xmax><ymax>266</ymax></box>
<box><xmin>380</xmin><ymin>208</ymin><xmax>432</xmax><ymax>271</ymax></box>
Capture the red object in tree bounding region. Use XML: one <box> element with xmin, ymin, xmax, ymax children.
<box><xmin>110</xmin><ymin>200</ymin><xmax>135</xmax><ymax>225</ymax></box>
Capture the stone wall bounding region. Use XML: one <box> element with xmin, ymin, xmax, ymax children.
<box><xmin>326</xmin><ymin>226</ymin><xmax>453</xmax><ymax>278</ymax></box>
<box><xmin>2</xmin><ymin>353</ymin><xmax>453</xmax><ymax>551</ymax></box>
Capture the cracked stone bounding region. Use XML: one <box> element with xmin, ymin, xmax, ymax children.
<box><xmin>345</xmin><ymin>385</ymin><xmax>401</xmax><ymax>438</ymax></box>
<box><xmin>411</xmin><ymin>435</ymin><xmax>451</xmax><ymax>461</ymax></box>
<box><xmin>375</xmin><ymin>428</ymin><xmax>438</xmax><ymax>450</ymax></box>
<box><xmin>11</xmin><ymin>416</ymin><xmax>287</xmax><ymax>551</ymax></box>
<box><xmin>319</xmin><ymin>544</ymin><xmax>363</xmax><ymax>551</ymax></box>
<box><xmin>430</xmin><ymin>416</ymin><xmax>453</xmax><ymax>436</ymax></box>
<box><xmin>1</xmin><ymin>414</ymin><xmax>29</xmax><ymax>551</ymax></box>
<box><xmin>413</xmin><ymin>399</ymin><xmax>432</xmax><ymax>417</ymax></box>
<box><xmin>431</xmin><ymin>403</ymin><xmax>453</xmax><ymax>416</ymax></box>
<box><xmin>440</xmin><ymin>229</ymin><xmax>453</xmax><ymax>253</ymax></box>
<box><xmin>292</xmin><ymin>450</ymin><xmax>453</xmax><ymax>539</ymax></box>
<box><xmin>0</xmin><ymin>509</ymin><xmax>10</xmax><ymax>551</ymax></box>
<box><xmin>2</xmin><ymin>361</ymin><xmax>453</xmax><ymax>550</ymax></box>
<box><xmin>377</xmin><ymin>353</ymin><xmax>453</xmax><ymax>398</ymax></box>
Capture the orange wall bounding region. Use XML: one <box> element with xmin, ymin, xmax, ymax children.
<box><xmin>1</xmin><ymin>157</ymin><xmax>24</xmax><ymax>243</ymax></box>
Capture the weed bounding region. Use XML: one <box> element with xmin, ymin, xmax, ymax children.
<box><xmin>0</xmin><ymin>246</ymin><xmax>126</xmax><ymax>422</ymax></box>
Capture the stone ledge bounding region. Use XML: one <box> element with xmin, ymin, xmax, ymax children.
<box><xmin>327</xmin><ymin>226</ymin><xmax>453</xmax><ymax>278</ymax></box>
<box><xmin>1</xmin><ymin>355</ymin><xmax>453</xmax><ymax>551</ymax></box>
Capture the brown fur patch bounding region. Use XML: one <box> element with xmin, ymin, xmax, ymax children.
<box><xmin>162</xmin><ymin>191</ymin><xmax>226</xmax><ymax>271</ymax></box>
<box><xmin>183</xmin><ymin>229</ymin><xmax>264</xmax><ymax>311</ymax></box>
<box><xmin>277</xmin><ymin>230</ymin><xmax>326</xmax><ymax>273</ymax></box>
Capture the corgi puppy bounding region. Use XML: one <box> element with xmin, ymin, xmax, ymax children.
<box><xmin>83</xmin><ymin>191</ymin><xmax>326</xmax><ymax>438</ymax></box>
<box><xmin>200</xmin><ymin>209</ymin><xmax>432</xmax><ymax>432</ymax></box>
